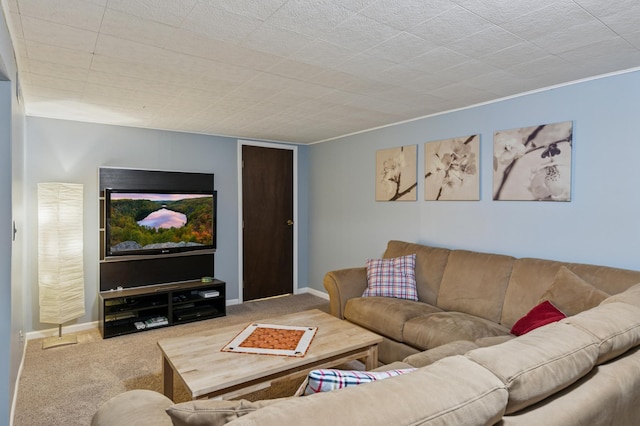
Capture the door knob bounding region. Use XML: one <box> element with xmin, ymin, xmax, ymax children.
<box><xmin>286</xmin><ymin>219</ymin><xmax>294</xmax><ymax>226</ymax></box>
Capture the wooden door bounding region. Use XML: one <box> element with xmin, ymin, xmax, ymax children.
<box><xmin>242</xmin><ymin>145</ymin><xmax>294</xmax><ymax>301</ymax></box>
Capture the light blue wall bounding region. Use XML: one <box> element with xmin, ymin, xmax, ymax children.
<box><xmin>24</xmin><ymin>118</ymin><xmax>309</xmax><ymax>331</ymax></box>
<box><xmin>308</xmin><ymin>70</ymin><xmax>640</xmax><ymax>292</ymax></box>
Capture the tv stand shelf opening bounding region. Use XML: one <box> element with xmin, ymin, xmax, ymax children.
<box><xmin>99</xmin><ymin>279</ymin><xmax>226</xmax><ymax>338</ymax></box>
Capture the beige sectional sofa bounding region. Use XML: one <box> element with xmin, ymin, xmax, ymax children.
<box><xmin>325</xmin><ymin>240</ymin><xmax>640</xmax><ymax>364</ymax></box>
<box><xmin>93</xmin><ymin>241</ymin><xmax>640</xmax><ymax>425</ymax></box>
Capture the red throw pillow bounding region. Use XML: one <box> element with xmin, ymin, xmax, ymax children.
<box><xmin>510</xmin><ymin>300</ymin><xmax>566</xmax><ymax>336</ymax></box>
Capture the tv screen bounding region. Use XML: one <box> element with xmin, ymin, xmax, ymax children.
<box><xmin>106</xmin><ymin>189</ymin><xmax>216</xmax><ymax>257</ymax></box>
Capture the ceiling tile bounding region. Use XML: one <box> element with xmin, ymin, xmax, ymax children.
<box><xmin>205</xmin><ymin>0</ymin><xmax>288</xmax><ymax>21</ymax></box>
<box><xmin>531</xmin><ymin>20</ymin><xmax>619</xmax><ymax>54</ymax></box>
<box><xmin>320</xmin><ymin>13</ymin><xmax>400</xmax><ymax>52</ymax></box>
<box><xmin>20</xmin><ymin>15</ymin><xmax>98</xmax><ymax>52</ymax></box>
<box><xmin>242</xmin><ymin>24</ymin><xmax>314</xmax><ymax>57</ymax></box>
<box><xmin>25</xmin><ymin>40</ymin><xmax>93</xmax><ymax>68</ymax></box>
<box><xmin>265</xmin><ymin>0</ymin><xmax>354</xmax><ymax>38</ymax></box>
<box><xmin>106</xmin><ymin>0</ymin><xmax>198</xmax><ymax>27</ymax></box>
<box><xmin>478</xmin><ymin>42</ymin><xmax>548</xmax><ymax>69</ymax></box>
<box><xmin>596</xmin><ymin>4</ymin><xmax>640</xmax><ymax>35</ymax></box>
<box><xmin>288</xmin><ymin>39</ymin><xmax>354</xmax><ymax>68</ymax></box>
<box><xmin>28</xmin><ymin>73</ymin><xmax>85</xmax><ymax>92</ymax></box>
<box><xmin>408</xmin><ymin>5</ymin><xmax>494</xmax><ymax>45</ymax></box>
<box><xmin>330</xmin><ymin>53</ymin><xmax>397</xmax><ymax>79</ymax></box>
<box><xmin>364</xmin><ymin>31</ymin><xmax>438</xmax><ymax>63</ymax></box>
<box><xmin>18</xmin><ymin>0</ymin><xmax>105</xmax><ymax>31</ymax></box>
<box><xmin>501</xmin><ymin>1</ymin><xmax>596</xmax><ymax>40</ymax></box>
<box><xmin>447</xmin><ymin>25</ymin><xmax>524</xmax><ymax>59</ymax></box>
<box><xmin>265</xmin><ymin>58</ymin><xmax>326</xmax><ymax>80</ymax></box>
<box><xmin>360</xmin><ymin>0</ymin><xmax>457</xmax><ymax>31</ymax></box>
<box><xmin>455</xmin><ymin>0</ymin><xmax>560</xmax><ymax>25</ymax></box>
<box><xmin>404</xmin><ymin>46</ymin><xmax>470</xmax><ymax>73</ymax></box>
<box><xmin>27</xmin><ymin>57</ymin><xmax>89</xmax><ymax>81</ymax></box>
<box><xmin>86</xmin><ymin>70</ymin><xmax>178</xmax><ymax>97</ymax></box>
<box><xmin>181</xmin><ymin>2</ymin><xmax>263</xmax><ymax>43</ymax></box>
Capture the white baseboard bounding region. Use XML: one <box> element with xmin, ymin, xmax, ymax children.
<box><xmin>297</xmin><ymin>287</ymin><xmax>329</xmax><ymax>300</ymax></box>
<box><xmin>25</xmin><ymin>321</ymin><xmax>99</xmax><ymax>341</ymax></box>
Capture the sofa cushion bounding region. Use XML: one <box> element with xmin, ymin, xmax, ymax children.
<box><xmin>228</xmin><ymin>356</ymin><xmax>508</xmax><ymax>426</ymax></box>
<box><xmin>344</xmin><ymin>297</ymin><xmax>441</xmax><ymax>342</ymax></box>
<box><xmin>301</xmin><ymin>368</ymin><xmax>416</xmax><ymax>395</ymax></box>
<box><xmin>466</xmin><ymin>322</ymin><xmax>599</xmax><ymax>414</ymax></box>
<box><xmin>363</xmin><ymin>254</ymin><xmax>418</xmax><ymax>300</ymax></box>
<box><xmin>510</xmin><ymin>300</ymin><xmax>566</xmax><ymax>336</ymax></box>
<box><xmin>437</xmin><ymin>250</ymin><xmax>514</xmax><ymax>323</ymax></box>
<box><xmin>403</xmin><ymin>340</ymin><xmax>479</xmax><ymax>367</ymax></box>
<box><xmin>91</xmin><ymin>389</ymin><xmax>173</xmax><ymax>426</ymax></box>
<box><xmin>562</xmin><ymin>301</ymin><xmax>640</xmax><ymax>364</ymax></box>
<box><xmin>538</xmin><ymin>266</ymin><xmax>609</xmax><ymax>316</ymax></box>
<box><xmin>474</xmin><ymin>335</ymin><xmax>515</xmax><ymax>347</ymax></box>
<box><xmin>166</xmin><ymin>398</ymin><xmax>286</xmax><ymax>426</ymax></box>
<box><xmin>403</xmin><ymin>311</ymin><xmax>511</xmax><ymax>350</ymax></box>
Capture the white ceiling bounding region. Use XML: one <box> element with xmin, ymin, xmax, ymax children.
<box><xmin>3</xmin><ymin>0</ymin><xmax>640</xmax><ymax>144</ymax></box>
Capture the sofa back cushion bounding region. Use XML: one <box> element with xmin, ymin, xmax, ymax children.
<box><xmin>502</xmin><ymin>259</ymin><xmax>640</xmax><ymax>328</ymax></box>
<box><xmin>601</xmin><ymin>282</ymin><xmax>640</xmax><ymax>307</ymax></box>
<box><xmin>437</xmin><ymin>250</ymin><xmax>514</xmax><ymax>323</ymax></box>
<box><xmin>537</xmin><ymin>266</ymin><xmax>609</xmax><ymax>316</ymax></box>
<box><xmin>228</xmin><ymin>355</ymin><xmax>508</xmax><ymax>426</ymax></box>
<box><xmin>465</xmin><ymin>322</ymin><xmax>599</xmax><ymax>414</ymax></box>
<box><xmin>383</xmin><ymin>240</ymin><xmax>451</xmax><ymax>306</ymax></box>
<box><xmin>563</xmin><ymin>300</ymin><xmax>640</xmax><ymax>364</ymax></box>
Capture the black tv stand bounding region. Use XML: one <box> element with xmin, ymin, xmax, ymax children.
<box><xmin>99</xmin><ymin>279</ymin><xmax>226</xmax><ymax>338</ymax></box>
<box><xmin>98</xmin><ymin>167</ymin><xmax>224</xmax><ymax>338</ymax></box>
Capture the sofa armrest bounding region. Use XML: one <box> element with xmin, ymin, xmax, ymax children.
<box><xmin>323</xmin><ymin>267</ymin><xmax>367</xmax><ymax>319</ymax></box>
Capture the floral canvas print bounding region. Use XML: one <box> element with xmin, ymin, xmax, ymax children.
<box><xmin>376</xmin><ymin>145</ymin><xmax>417</xmax><ymax>201</ymax></box>
<box><xmin>424</xmin><ymin>135</ymin><xmax>479</xmax><ymax>201</ymax></box>
<box><xmin>493</xmin><ymin>121</ymin><xmax>573</xmax><ymax>201</ymax></box>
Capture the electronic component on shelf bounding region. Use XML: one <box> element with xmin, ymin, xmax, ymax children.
<box><xmin>144</xmin><ymin>316</ymin><xmax>168</xmax><ymax>328</ymax></box>
<box><xmin>134</xmin><ymin>321</ymin><xmax>146</xmax><ymax>330</ymax></box>
<box><xmin>198</xmin><ymin>290</ymin><xmax>220</xmax><ymax>298</ymax></box>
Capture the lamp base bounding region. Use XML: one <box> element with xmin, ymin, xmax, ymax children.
<box><xmin>42</xmin><ymin>334</ymin><xmax>77</xmax><ymax>350</ymax></box>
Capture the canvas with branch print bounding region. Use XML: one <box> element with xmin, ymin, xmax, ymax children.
<box><xmin>376</xmin><ymin>145</ymin><xmax>417</xmax><ymax>201</ymax></box>
<box><xmin>493</xmin><ymin>121</ymin><xmax>572</xmax><ymax>201</ymax></box>
<box><xmin>425</xmin><ymin>135</ymin><xmax>480</xmax><ymax>201</ymax></box>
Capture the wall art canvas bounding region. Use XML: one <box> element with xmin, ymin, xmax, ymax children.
<box><xmin>493</xmin><ymin>121</ymin><xmax>573</xmax><ymax>201</ymax></box>
<box><xmin>424</xmin><ymin>135</ymin><xmax>480</xmax><ymax>201</ymax></box>
<box><xmin>376</xmin><ymin>145</ymin><xmax>417</xmax><ymax>201</ymax></box>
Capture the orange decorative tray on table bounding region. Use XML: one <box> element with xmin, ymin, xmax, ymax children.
<box><xmin>222</xmin><ymin>323</ymin><xmax>317</xmax><ymax>357</ymax></box>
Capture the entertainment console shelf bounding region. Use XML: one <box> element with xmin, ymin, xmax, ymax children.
<box><xmin>99</xmin><ymin>167</ymin><xmax>224</xmax><ymax>338</ymax></box>
<box><xmin>99</xmin><ymin>279</ymin><xmax>226</xmax><ymax>338</ymax></box>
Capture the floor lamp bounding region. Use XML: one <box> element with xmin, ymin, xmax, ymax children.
<box><xmin>38</xmin><ymin>182</ymin><xmax>85</xmax><ymax>350</ymax></box>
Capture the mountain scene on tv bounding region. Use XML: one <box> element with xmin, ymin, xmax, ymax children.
<box><xmin>109</xmin><ymin>193</ymin><xmax>214</xmax><ymax>253</ymax></box>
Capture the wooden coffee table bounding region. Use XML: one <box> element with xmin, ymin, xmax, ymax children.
<box><xmin>157</xmin><ymin>309</ymin><xmax>382</xmax><ymax>400</ymax></box>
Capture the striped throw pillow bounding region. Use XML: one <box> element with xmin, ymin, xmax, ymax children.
<box><xmin>303</xmin><ymin>368</ymin><xmax>416</xmax><ymax>395</ymax></box>
<box><xmin>363</xmin><ymin>254</ymin><xmax>418</xmax><ymax>300</ymax></box>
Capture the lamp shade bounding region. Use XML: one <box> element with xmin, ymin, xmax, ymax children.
<box><xmin>38</xmin><ymin>182</ymin><xmax>85</xmax><ymax>325</ymax></box>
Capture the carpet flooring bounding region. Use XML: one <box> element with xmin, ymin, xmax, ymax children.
<box><xmin>13</xmin><ymin>293</ymin><xmax>331</xmax><ymax>426</ymax></box>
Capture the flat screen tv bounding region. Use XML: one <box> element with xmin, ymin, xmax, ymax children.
<box><xmin>105</xmin><ymin>189</ymin><xmax>216</xmax><ymax>257</ymax></box>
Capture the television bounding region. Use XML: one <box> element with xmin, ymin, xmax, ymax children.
<box><xmin>105</xmin><ymin>189</ymin><xmax>216</xmax><ymax>257</ymax></box>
